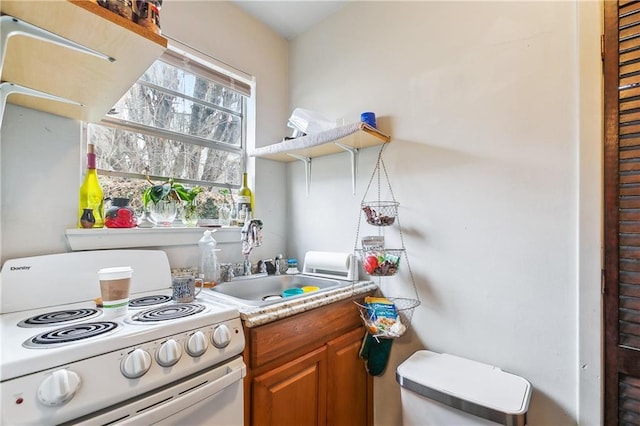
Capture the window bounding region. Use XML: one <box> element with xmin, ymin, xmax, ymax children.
<box><xmin>86</xmin><ymin>40</ymin><xmax>252</xmax><ymax>218</ymax></box>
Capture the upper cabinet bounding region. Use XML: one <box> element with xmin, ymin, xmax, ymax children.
<box><xmin>1</xmin><ymin>0</ymin><xmax>167</xmax><ymax>122</ymax></box>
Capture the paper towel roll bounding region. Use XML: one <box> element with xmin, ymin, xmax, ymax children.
<box><xmin>303</xmin><ymin>251</ymin><xmax>352</xmax><ymax>275</ymax></box>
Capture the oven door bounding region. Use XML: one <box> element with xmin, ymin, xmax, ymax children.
<box><xmin>72</xmin><ymin>356</ymin><xmax>245</xmax><ymax>426</ymax></box>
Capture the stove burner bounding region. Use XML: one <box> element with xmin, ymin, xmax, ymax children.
<box><xmin>129</xmin><ymin>294</ymin><xmax>172</xmax><ymax>308</ymax></box>
<box><xmin>129</xmin><ymin>303</ymin><xmax>205</xmax><ymax>323</ymax></box>
<box><xmin>18</xmin><ymin>308</ymin><xmax>101</xmax><ymax>328</ymax></box>
<box><xmin>23</xmin><ymin>321</ymin><xmax>119</xmax><ymax>349</ymax></box>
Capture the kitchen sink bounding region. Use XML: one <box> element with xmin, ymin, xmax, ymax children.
<box><xmin>205</xmin><ymin>274</ymin><xmax>352</xmax><ymax>307</ymax></box>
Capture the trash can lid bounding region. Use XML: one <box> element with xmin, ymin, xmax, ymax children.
<box><xmin>396</xmin><ymin>350</ymin><xmax>531</xmax><ymax>415</ymax></box>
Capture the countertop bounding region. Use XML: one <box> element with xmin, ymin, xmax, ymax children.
<box><xmin>201</xmin><ymin>280</ymin><xmax>378</xmax><ymax>327</ymax></box>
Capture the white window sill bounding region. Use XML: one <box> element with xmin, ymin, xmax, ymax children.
<box><xmin>65</xmin><ymin>226</ymin><xmax>242</xmax><ymax>251</ymax></box>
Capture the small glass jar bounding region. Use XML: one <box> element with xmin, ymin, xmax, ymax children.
<box><xmin>106</xmin><ymin>0</ymin><xmax>133</xmax><ymax>20</ymax></box>
<box><xmin>285</xmin><ymin>259</ymin><xmax>299</xmax><ymax>275</ymax></box>
<box><xmin>134</xmin><ymin>0</ymin><xmax>161</xmax><ymax>34</ymax></box>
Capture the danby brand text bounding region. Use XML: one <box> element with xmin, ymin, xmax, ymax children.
<box><xmin>10</xmin><ymin>266</ymin><xmax>31</xmax><ymax>271</ymax></box>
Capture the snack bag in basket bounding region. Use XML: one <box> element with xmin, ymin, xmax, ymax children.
<box><xmin>364</xmin><ymin>296</ymin><xmax>406</xmax><ymax>338</ymax></box>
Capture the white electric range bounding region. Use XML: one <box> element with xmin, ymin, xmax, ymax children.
<box><xmin>0</xmin><ymin>250</ymin><xmax>246</xmax><ymax>426</ymax></box>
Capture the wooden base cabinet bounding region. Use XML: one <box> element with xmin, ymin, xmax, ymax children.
<box><xmin>327</xmin><ymin>328</ymin><xmax>372</xmax><ymax>426</ymax></box>
<box><xmin>244</xmin><ymin>294</ymin><xmax>374</xmax><ymax>426</ymax></box>
<box><xmin>253</xmin><ymin>346</ymin><xmax>327</xmax><ymax>426</ymax></box>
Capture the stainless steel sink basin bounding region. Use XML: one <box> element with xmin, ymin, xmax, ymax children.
<box><xmin>206</xmin><ymin>274</ymin><xmax>351</xmax><ymax>307</ymax></box>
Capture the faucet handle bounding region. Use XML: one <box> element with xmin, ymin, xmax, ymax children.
<box><xmin>274</xmin><ymin>255</ymin><xmax>282</xmax><ymax>275</ymax></box>
<box><xmin>219</xmin><ymin>263</ymin><xmax>235</xmax><ymax>282</ymax></box>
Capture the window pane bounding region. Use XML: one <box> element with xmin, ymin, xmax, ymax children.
<box><xmin>108</xmin><ymin>83</ymin><xmax>242</xmax><ymax>146</ymax></box>
<box><xmin>89</xmin><ymin>124</ymin><xmax>242</xmax><ymax>186</ymax></box>
<box><xmin>141</xmin><ymin>60</ymin><xmax>244</xmax><ymax>113</ymax></box>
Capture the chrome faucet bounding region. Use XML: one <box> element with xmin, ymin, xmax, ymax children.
<box><xmin>241</xmin><ymin>218</ymin><xmax>263</xmax><ymax>275</ymax></box>
<box><xmin>242</xmin><ymin>257</ymin><xmax>253</xmax><ymax>276</ymax></box>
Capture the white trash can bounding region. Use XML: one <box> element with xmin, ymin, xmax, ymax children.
<box><xmin>396</xmin><ymin>350</ymin><xmax>532</xmax><ymax>426</ymax></box>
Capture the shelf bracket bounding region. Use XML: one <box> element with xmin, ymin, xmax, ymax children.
<box><xmin>0</xmin><ymin>15</ymin><xmax>115</xmax><ymax>79</ymax></box>
<box><xmin>0</xmin><ymin>82</ymin><xmax>82</xmax><ymax>125</ymax></box>
<box><xmin>335</xmin><ymin>142</ymin><xmax>358</xmax><ymax>194</ymax></box>
<box><xmin>288</xmin><ymin>154</ymin><xmax>312</xmax><ymax>196</ymax></box>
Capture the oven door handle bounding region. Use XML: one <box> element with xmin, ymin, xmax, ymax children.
<box><xmin>121</xmin><ymin>358</ymin><xmax>246</xmax><ymax>425</ymax></box>
<box><xmin>74</xmin><ymin>357</ymin><xmax>246</xmax><ymax>425</ymax></box>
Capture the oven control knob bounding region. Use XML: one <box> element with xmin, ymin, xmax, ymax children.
<box><xmin>37</xmin><ymin>369</ymin><xmax>81</xmax><ymax>406</ymax></box>
<box><xmin>156</xmin><ymin>339</ymin><xmax>182</xmax><ymax>367</ymax></box>
<box><xmin>186</xmin><ymin>331</ymin><xmax>209</xmax><ymax>357</ymax></box>
<box><xmin>212</xmin><ymin>325</ymin><xmax>231</xmax><ymax>348</ymax></box>
<box><xmin>121</xmin><ymin>348</ymin><xmax>152</xmax><ymax>379</ymax></box>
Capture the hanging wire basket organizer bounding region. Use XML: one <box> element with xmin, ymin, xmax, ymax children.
<box><xmin>361</xmin><ymin>201</ymin><xmax>399</xmax><ymax>226</ymax></box>
<box><xmin>352</xmin><ymin>144</ymin><xmax>421</xmax><ymax>339</ymax></box>
<box><xmin>355</xmin><ymin>297</ymin><xmax>420</xmax><ymax>339</ymax></box>
<box><xmin>356</xmin><ymin>248</ymin><xmax>405</xmax><ymax>276</ymax></box>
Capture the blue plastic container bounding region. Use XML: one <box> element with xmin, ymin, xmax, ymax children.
<box><xmin>360</xmin><ymin>112</ymin><xmax>377</xmax><ymax>128</ymax></box>
<box><xmin>282</xmin><ymin>288</ymin><xmax>304</xmax><ymax>298</ymax></box>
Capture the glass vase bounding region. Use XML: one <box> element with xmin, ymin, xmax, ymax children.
<box><xmin>182</xmin><ymin>203</ymin><xmax>199</xmax><ymax>227</ymax></box>
<box><xmin>149</xmin><ymin>200</ymin><xmax>178</xmax><ymax>227</ymax></box>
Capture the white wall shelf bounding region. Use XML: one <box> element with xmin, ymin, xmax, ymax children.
<box><xmin>249</xmin><ymin>122</ymin><xmax>390</xmax><ymax>162</ymax></box>
<box><xmin>1</xmin><ymin>0</ymin><xmax>167</xmax><ymax>122</ymax></box>
<box><xmin>65</xmin><ymin>227</ymin><xmax>241</xmax><ymax>251</ymax></box>
<box><xmin>249</xmin><ymin>122</ymin><xmax>391</xmax><ymax>194</ymax></box>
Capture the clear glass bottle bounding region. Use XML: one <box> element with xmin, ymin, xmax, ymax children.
<box><xmin>78</xmin><ymin>144</ymin><xmax>104</xmax><ymax>228</ymax></box>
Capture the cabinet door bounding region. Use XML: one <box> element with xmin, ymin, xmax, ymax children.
<box><xmin>252</xmin><ymin>346</ymin><xmax>327</xmax><ymax>426</ymax></box>
<box><xmin>326</xmin><ymin>327</ymin><xmax>372</xmax><ymax>426</ymax></box>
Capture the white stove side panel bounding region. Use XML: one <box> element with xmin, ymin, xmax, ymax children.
<box><xmin>1</xmin><ymin>250</ymin><xmax>172</xmax><ymax>313</ymax></box>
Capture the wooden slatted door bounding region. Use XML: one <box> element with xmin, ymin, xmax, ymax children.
<box><xmin>605</xmin><ymin>1</ymin><xmax>640</xmax><ymax>424</ymax></box>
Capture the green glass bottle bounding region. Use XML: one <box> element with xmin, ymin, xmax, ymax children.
<box><xmin>237</xmin><ymin>172</ymin><xmax>254</xmax><ymax>225</ymax></box>
<box><xmin>78</xmin><ymin>144</ymin><xmax>104</xmax><ymax>228</ymax></box>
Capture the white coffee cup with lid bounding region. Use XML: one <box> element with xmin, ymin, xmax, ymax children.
<box><xmin>98</xmin><ymin>266</ymin><xmax>133</xmax><ymax>317</ymax></box>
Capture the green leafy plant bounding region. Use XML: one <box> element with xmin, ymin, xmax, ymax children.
<box><xmin>199</xmin><ymin>198</ymin><xmax>219</xmax><ymax>219</ymax></box>
<box><xmin>142</xmin><ymin>177</ymin><xmax>202</xmax><ymax>208</ymax></box>
<box><xmin>176</xmin><ymin>184</ymin><xmax>203</xmax><ymax>206</ymax></box>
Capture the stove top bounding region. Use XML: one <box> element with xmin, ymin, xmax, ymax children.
<box><xmin>0</xmin><ymin>250</ymin><xmax>242</xmax><ymax>382</ymax></box>
<box><xmin>1</xmin><ymin>289</ymin><xmax>238</xmax><ymax>381</ymax></box>
<box><xmin>0</xmin><ymin>250</ymin><xmax>245</xmax><ymax>426</ymax></box>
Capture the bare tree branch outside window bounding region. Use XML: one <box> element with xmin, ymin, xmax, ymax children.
<box><xmin>86</xmin><ymin>49</ymin><xmax>247</xmax><ymax>218</ymax></box>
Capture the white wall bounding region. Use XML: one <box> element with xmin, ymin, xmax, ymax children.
<box><xmin>285</xmin><ymin>1</ymin><xmax>601</xmax><ymax>425</ymax></box>
<box><xmin>0</xmin><ymin>1</ymin><xmax>290</xmax><ymax>267</ymax></box>
<box><xmin>1</xmin><ymin>107</ymin><xmax>80</xmax><ymax>260</ymax></box>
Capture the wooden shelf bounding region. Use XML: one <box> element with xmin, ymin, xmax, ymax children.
<box><xmin>1</xmin><ymin>0</ymin><xmax>167</xmax><ymax>122</ymax></box>
<box><xmin>249</xmin><ymin>122</ymin><xmax>390</xmax><ymax>162</ymax></box>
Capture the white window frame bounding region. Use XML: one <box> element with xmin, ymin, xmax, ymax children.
<box><xmin>68</xmin><ymin>38</ymin><xmax>256</xmax><ymax>250</ymax></box>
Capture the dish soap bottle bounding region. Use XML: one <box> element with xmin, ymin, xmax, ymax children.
<box><xmin>198</xmin><ymin>230</ymin><xmax>220</xmax><ymax>287</ymax></box>
<box><xmin>78</xmin><ymin>143</ymin><xmax>104</xmax><ymax>228</ymax></box>
<box><xmin>286</xmin><ymin>258</ymin><xmax>300</xmax><ymax>275</ymax></box>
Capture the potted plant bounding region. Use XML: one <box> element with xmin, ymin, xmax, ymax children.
<box><xmin>217</xmin><ymin>187</ymin><xmax>234</xmax><ymax>226</ymax></box>
<box><xmin>143</xmin><ymin>177</ymin><xmax>202</xmax><ymax>226</ymax></box>
<box><xmin>178</xmin><ymin>185</ymin><xmax>203</xmax><ymax>226</ymax></box>
<box><xmin>197</xmin><ymin>198</ymin><xmax>219</xmax><ymax>226</ymax></box>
